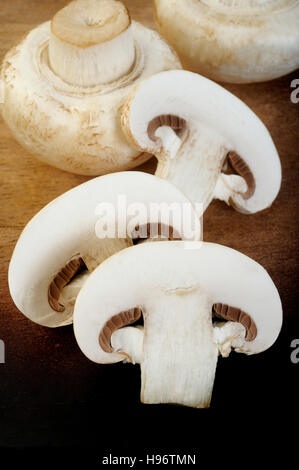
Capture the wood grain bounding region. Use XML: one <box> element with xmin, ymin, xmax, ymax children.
<box><xmin>0</xmin><ymin>0</ymin><xmax>298</xmax><ymax>452</ymax></box>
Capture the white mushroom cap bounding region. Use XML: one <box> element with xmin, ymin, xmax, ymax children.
<box><xmin>0</xmin><ymin>1</ymin><xmax>180</xmax><ymax>175</ymax></box>
<box><xmin>74</xmin><ymin>241</ymin><xmax>282</xmax><ymax>362</ymax></box>
<box><xmin>122</xmin><ymin>70</ymin><xmax>281</xmax><ymax>214</ymax></box>
<box><xmin>9</xmin><ymin>172</ymin><xmax>200</xmax><ymax>328</ymax></box>
<box><xmin>154</xmin><ymin>0</ymin><xmax>299</xmax><ymax>83</ymax></box>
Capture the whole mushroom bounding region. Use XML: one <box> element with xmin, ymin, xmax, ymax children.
<box><xmin>8</xmin><ymin>172</ymin><xmax>200</xmax><ymax>327</ymax></box>
<box><xmin>0</xmin><ymin>0</ymin><xmax>180</xmax><ymax>175</ymax></box>
<box><xmin>73</xmin><ymin>241</ymin><xmax>282</xmax><ymax>408</ymax></box>
<box><xmin>122</xmin><ymin>70</ymin><xmax>282</xmax><ymax>214</ymax></box>
<box><xmin>154</xmin><ymin>0</ymin><xmax>299</xmax><ymax>83</ymax></box>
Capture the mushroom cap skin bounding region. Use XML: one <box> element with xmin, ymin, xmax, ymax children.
<box><xmin>9</xmin><ymin>172</ymin><xmax>200</xmax><ymax>328</ymax></box>
<box><xmin>73</xmin><ymin>241</ymin><xmax>282</xmax><ymax>362</ymax></box>
<box><xmin>121</xmin><ymin>70</ymin><xmax>281</xmax><ymax>214</ymax></box>
<box><xmin>0</xmin><ymin>4</ymin><xmax>181</xmax><ymax>175</ymax></box>
<box><xmin>154</xmin><ymin>0</ymin><xmax>299</xmax><ymax>84</ymax></box>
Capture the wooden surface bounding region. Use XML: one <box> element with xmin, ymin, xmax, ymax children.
<box><xmin>0</xmin><ymin>0</ymin><xmax>298</xmax><ymax>459</ymax></box>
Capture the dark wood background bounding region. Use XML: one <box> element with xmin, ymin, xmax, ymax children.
<box><xmin>0</xmin><ymin>1</ymin><xmax>298</xmax><ymax>465</ymax></box>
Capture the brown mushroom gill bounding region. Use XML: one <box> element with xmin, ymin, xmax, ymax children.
<box><xmin>99</xmin><ymin>307</ymin><xmax>142</xmax><ymax>353</ymax></box>
<box><xmin>224</xmin><ymin>151</ymin><xmax>256</xmax><ymax>199</ymax></box>
<box><xmin>132</xmin><ymin>222</ymin><xmax>181</xmax><ymax>242</ymax></box>
<box><xmin>147</xmin><ymin>114</ymin><xmax>187</xmax><ymax>141</ymax></box>
<box><xmin>212</xmin><ymin>303</ymin><xmax>257</xmax><ymax>342</ymax></box>
<box><xmin>99</xmin><ymin>303</ymin><xmax>256</xmax><ymax>355</ymax></box>
<box><xmin>48</xmin><ymin>258</ymin><xmax>86</xmax><ymax>312</ymax></box>
<box><xmin>48</xmin><ymin>224</ymin><xmax>180</xmax><ymax>311</ymax></box>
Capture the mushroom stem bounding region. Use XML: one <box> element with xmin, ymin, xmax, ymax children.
<box><xmin>141</xmin><ymin>289</ymin><xmax>218</xmax><ymax>408</ymax></box>
<box><xmin>49</xmin><ymin>0</ymin><xmax>135</xmax><ymax>87</ymax></box>
<box><xmin>155</xmin><ymin>127</ymin><xmax>228</xmax><ymax>212</ymax></box>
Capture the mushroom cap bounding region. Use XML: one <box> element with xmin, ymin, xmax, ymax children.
<box><xmin>122</xmin><ymin>70</ymin><xmax>281</xmax><ymax>214</ymax></box>
<box><xmin>9</xmin><ymin>172</ymin><xmax>199</xmax><ymax>327</ymax></box>
<box><xmin>154</xmin><ymin>0</ymin><xmax>299</xmax><ymax>83</ymax></box>
<box><xmin>73</xmin><ymin>241</ymin><xmax>282</xmax><ymax>364</ymax></box>
<box><xmin>0</xmin><ymin>20</ymin><xmax>180</xmax><ymax>175</ymax></box>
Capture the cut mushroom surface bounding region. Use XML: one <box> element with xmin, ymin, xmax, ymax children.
<box><xmin>73</xmin><ymin>241</ymin><xmax>282</xmax><ymax>408</ymax></box>
<box><xmin>154</xmin><ymin>0</ymin><xmax>299</xmax><ymax>83</ymax></box>
<box><xmin>8</xmin><ymin>172</ymin><xmax>200</xmax><ymax>327</ymax></box>
<box><xmin>0</xmin><ymin>0</ymin><xmax>180</xmax><ymax>175</ymax></box>
<box><xmin>122</xmin><ymin>70</ymin><xmax>281</xmax><ymax>214</ymax></box>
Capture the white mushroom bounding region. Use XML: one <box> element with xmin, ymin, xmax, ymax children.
<box><xmin>154</xmin><ymin>0</ymin><xmax>299</xmax><ymax>83</ymax></box>
<box><xmin>121</xmin><ymin>70</ymin><xmax>281</xmax><ymax>214</ymax></box>
<box><xmin>8</xmin><ymin>172</ymin><xmax>200</xmax><ymax>327</ymax></box>
<box><xmin>0</xmin><ymin>0</ymin><xmax>180</xmax><ymax>175</ymax></box>
<box><xmin>73</xmin><ymin>241</ymin><xmax>282</xmax><ymax>408</ymax></box>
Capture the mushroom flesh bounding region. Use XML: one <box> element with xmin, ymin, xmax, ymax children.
<box><xmin>73</xmin><ymin>241</ymin><xmax>282</xmax><ymax>408</ymax></box>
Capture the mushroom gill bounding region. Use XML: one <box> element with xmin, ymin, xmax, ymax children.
<box><xmin>147</xmin><ymin>114</ymin><xmax>186</xmax><ymax>141</ymax></box>
<box><xmin>225</xmin><ymin>151</ymin><xmax>256</xmax><ymax>199</ymax></box>
<box><xmin>48</xmin><ymin>258</ymin><xmax>86</xmax><ymax>312</ymax></box>
<box><xmin>212</xmin><ymin>302</ymin><xmax>257</xmax><ymax>341</ymax></box>
<box><xmin>99</xmin><ymin>307</ymin><xmax>142</xmax><ymax>353</ymax></box>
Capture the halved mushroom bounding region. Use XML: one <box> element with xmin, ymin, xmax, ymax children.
<box><xmin>121</xmin><ymin>70</ymin><xmax>281</xmax><ymax>214</ymax></box>
<box><xmin>154</xmin><ymin>0</ymin><xmax>299</xmax><ymax>83</ymax></box>
<box><xmin>0</xmin><ymin>0</ymin><xmax>180</xmax><ymax>175</ymax></box>
<box><xmin>8</xmin><ymin>172</ymin><xmax>200</xmax><ymax>327</ymax></box>
<box><xmin>73</xmin><ymin>241</ymin><xmax>282</xmax><ymax>408</ymax></box>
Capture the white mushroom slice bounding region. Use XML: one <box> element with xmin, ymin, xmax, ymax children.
<box><xmin>122</xmin><ymin>70</ymin><xmax>281</xmax><ymax>214</ymax></box>
<box><xmin>8</xmin><ymin>172</ymin><xmax>200</xmax><ymax>327</ymax></box>
<box><xmin>73</xmin><ymin>241</ymin><xmax>282</xmax><ymax>408</ymax></box>
<box><xmin>154</xmin><ymin>0</ymin><xmax>299</xmax><ymax>83</ymax></box>
<box><xmin>0</xmin><ymin>0</ymin><xmax>180</xmax><ymax>175</ymax></box>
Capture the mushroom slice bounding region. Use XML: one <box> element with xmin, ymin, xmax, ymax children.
<box><xmin>73</xmin><ymin>241</ymin><xmax>282</xmax><ymax>408</ymax></box>
<box><xmin>0</xmin><ymin>0</ymin><xmax>181</xmax><ymax>175</ymax></box>
<box><xmin>8</xmin><ymin>172</ymin><xmax>200</xmax><ymax>327</ymax></box>
<box><xmin>122</xmin><ymin>70</ymin><xmax>281</xmax><ymax>214</ymax></box>
<box><xmin>154</xmin><ymin>0</ymin><xmax>299</xmax><ymax>83</ymax></box>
